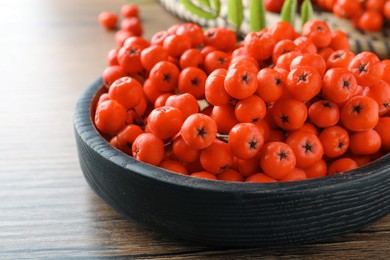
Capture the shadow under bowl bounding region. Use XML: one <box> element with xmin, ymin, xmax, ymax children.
<box><xmin>73</xmin><ymin>77</ymin><xmax>390</xmax><ymax>247</ymax></box>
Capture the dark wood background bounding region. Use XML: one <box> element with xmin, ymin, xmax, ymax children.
<box><xmin>0</xmin><ymin>0</ymin><xmax>389</xmax><ymax>258</ymax></box>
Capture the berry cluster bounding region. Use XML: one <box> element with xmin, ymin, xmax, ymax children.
<box><xmin>314</xmin><ymin>0</ymin><xmax>390</xmax><ymax>32</ymax></box>
<box><xmin>94</xmin><ymin>6</ymin><xmax>390</xmax><ymax>183</ymax></box>
<box><xmin>98</xmin><ymin>3</ymin><xmax>143</xmax><ymax>45</ymax></box>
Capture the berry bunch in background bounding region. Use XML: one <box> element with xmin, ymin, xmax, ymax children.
<box><xmin>98</xmin><ymin>3</ymin><xmax>143</xmax><ymax>44</ymax></box>
<box><xmin>314</xmin><ymin>0</ymin><xmax>390</xmax><ymax>32</ymax></box>
<box><xmin>94</xmin><ymin>3</ymin><xmax>390</xmax><ymax>183</ymax></box>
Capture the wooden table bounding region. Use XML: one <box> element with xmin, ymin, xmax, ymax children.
<box><xmin>0</xmin><ymin>0</ymin><xmax>389</xmax><ymax>258</ymax></box>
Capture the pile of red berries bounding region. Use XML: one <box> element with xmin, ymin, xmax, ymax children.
<box><xmin>314</xmin><ymin>0</ymin><xmax>390</xmax><ymax>32</ymax></box>
<box><xmin>94</xmin><ymin>4</ymin><xmax>390</xmax><ymax>183</ymax></box>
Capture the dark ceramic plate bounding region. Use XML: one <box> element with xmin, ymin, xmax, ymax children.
<box><xmin>74</xmin><ymin>78</ymin><xmax>390</xmax><ymax>247</ymax></box>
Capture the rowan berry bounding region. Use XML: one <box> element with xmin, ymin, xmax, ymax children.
<box><xmin>121</xmin><ymin>4</ymin><xmax>139</xmax><ymax>18</ymax></box>
<box><xmin>165</xmin><ymin>93</ymin><xmax>199</xmax><ymax>120</ymax></box>
<box><xmin>210</xmin><ymin>104</ymin><xmax>240</xmax><ymax>134</ymax></box>
<box><xmin>181</xmin><ymin>113</ymin><xmax>217</xmax><ymax>150</ymax></box>
<box><xmin>176</xmin><ymin>23</ymin><xmax>205</xmax><ymax>48</ymax></box>
<box><xmin>256</xmin><ymin>68</ymin><xmax>285</xmax><ymax>103</ymax></box>
<box><xmin>224</xmin><ymin>68</ymin><xmax>257</xmax><ymax>99</ymax></box>
<box><xmin>163</xmin><ymin>34</ymin><xmax>191</xmax><ymax>58</ymax></box>
<box><xmin>178</xmin><ymin>67</ymin><xmax>207</xmax><ymax>99</ymax></box>
<box><xmin>286</xmin><ymin>66</ymin><xmax>322</xmax><ymax>101</ymax></box>
<box><xmin>286</xmin><ymin>131</ymin><xmax>324</xmax><ymax>168</ymax></box>
<box><xmin>344</xmin><ymin>153</ymin><xmax>371</xmax><ymax>167</ymax></box>
<box><xmin>291</xmin><ymin>53</ymin><xmax>327</xmax><ymax>76</ymax></box>
<box><xmin>322</xmin><ymin>67</ymin><xmax>358</xmax><ymax>104</ymax></box>
<box><xmin>237</xmin><ymin>157</ymin><xmax>262</xmax><ymax>177</ymax></box>
<box><xmin>149</xmin><ymin>61</ymin><xmax>180</xmax><ymax>92</ymax></box>
<box><xmin>294</xmin><ymin>36</ymin><xmax>317</xmax><ymax>54</ymax></box>
<box><xmin>107</xmin><ymin>48</ymin><xmax>119</xmax><ymax>66</ymax></box>
<box><xmin>384</xmin><ymin>1</ymin><xmax>390</xmax><ymax>20</ymax></box>
<box><xmin>115</xmin><ymin>30</ymin><xmax>135</xmax><ymax>47</ymax></box>
<box><xmin>159</xmin><ymin>160</ymin><xmax>188</xmax><ymax>175</ymax></box>
<box><xmin>123</xmin><ymin>36</ymin><xmax>150</xmax><ymax>50</ymax></box>
<box><xmin>98</xmin><ymin>11</ymin><xmax>118</xmax><ymax>30</ymax></box>
<box><xmin>95</xmin><ymin>100</ymin><xmax>127</xmax><ymax>135</ymax></box>
<box><xmin>280</xmin><ymin>168</ymin><xmax>307</xmax><ymax>182</ymax></box>
<box><xmin>308</xmin><ymin>100</ymin><xmax>340</xmax><ymax>128</ymax></box>
<box><xmin>274</xmin><ymin>51</ymin><xmax>302</xmax><ymax>71</ymax></box>
<box><xmin>349</xmin><ymin>130</ymin><xmax>382</xmax><ymax>155</ymax></box>
<box><xmin>148</xmin><ymin>106</ymin><xmax>184</xmax><ymax>140</ymax></box>
<box><xmin>234</xmin><ymin>95</ymin><xmax>267</xmax><ymax>123</ymax></box>
<box><xmin>265</xmin><ymin>0</ymin><xmax>285</xmax><ymax>12</ymax></box>
<box><xmin>140</xmin><ymin>45</ymin><xmax>168</xmax><ymax>71</ymax></box>
<box><xmin>319</xmin><ymin>126</ymin><xmax>349</xmax><ymax>158</ymax></box>
<box><xmin>382</xmin><ymin>60</ymin><xmax>390</xmax><ymax>84</ymax></box>
<box><xmin>216</xmin><ymin>169</ymin><xmax>244</xmax><ymax>182</ymax></box>
<box><xmin>154</xmin><ymin>93</ymin><xmax>174</xmax><ymax>108</ymax></box>
<box><xmin>328</xmin><ymin>158</ymin><xmax>358</xmax><ymax>175</ymax></box>
<box><xmin>151</xmin><ymin>30</ymin><xmax>170</xmax><ymax>46</ymax></box>
<box><xmin>326</xmin><ymin>50</ymin><xmax>355</xmax><ymax>69</ymax></box>
<box><xmin>302</xmin><ymin>20</ymin><xmax>332</xmax><ymax>48</ymax></box>
<box><xmin>303</xmin><ymin>159</ymin><xmax>327</xmax><ymax>179</ymax></box>
<box><xmin>203</xmin><ymin>50</ymin><xmax>231</xmax><ymax>75</ymax></box>
<box><xmin>121</xmin><ymin>17</ymin><xmax>143</xmax><ymax>36</ymax></box>
<box><xmin>172</xmin><ymin>135</ymin><xmax>200</xmax><ymax>163</ymax></box>
<box><xmin>117</xmin><ymin>43</ymin><xmax>144</xmax><ymax>73</ymax></box>
<box><xmin>363</xmin><ymin>80</ymin><xmax>390</xmax><ymax>116</ymax></box>
<box><xmin>272</xmin><ymin>39</ymin><xmax>301</xmax><ymax>64</ymax></box>
<box><xmin>269</xmin><ymin>21</ymin><xmax>296</xmax><ymax>42</ymax></box>
<box><xmin>260</xmin><ymin>142</ymin><xmax>296</xmax><ymax>180</ymax></box>
<box><xmin>200</xmin><ymin>45</ymin><xmax>217</xmax><ymax>58</ymax></box>
<box><xmin>318</xmin><ymin>47</ymin><xmax>335</xmax><ymax>61</ymax></box>
<box><xmin>102</xmin><ymin>66</ymin><xmax>127</xmax><ymax>90</ymax></box>
<box><xmin>329</xmin><ymin>30</ymin><xmax>350</xmax><ymax>50</ymax></box>
<box><xmin>179</xmin><ymin>48</ymin><xmax>203</xmax><ymax>69</ymax></box>
<box><xmin>244</xmin><ymin>32</ymin><xmax>275</xmax><ymax>61</ymax></box>
<box><xmin>374</xmin><ymin>117</ymin><xmax>390</xmax><ymax>151</ymax></box>
<box><xmin>203</xmin><ymin>27</ymin><xmax>237</xmax><ymax>52</ymax></box>
<box><xmin>340</xmin><ymin>95</ymin><xmax>379</xmax><ymax>131</ymax></box>
<box><xmin>113</xmin><ymin>124</ymin><xmax>144</xmax><ymax>155</ymax></box>
<box><xmin>230</xmin><ymin>55</ymin><xmax>259</xmax><ymax>71</ymax></box>
<box><xmin>132</xmin><ymin>133</ymin><xmax>165</xmax><ymax>166</ymax></box>
<box><xmin>272</xmin><ymin>97</ymin><xmax>308</xmax><ymax>131</ymax></box>
<box><xmin>142</xmin><ymin>79</ymin><xmax>164</xmax><ymax>104</ymax></box>
<box><xmin>228</xmin><ymin>123</ymin><xmax>264</xmax><ymax>160</ymax></box>
<box><xmin>108</xmin><ymin>77</ymin><xmax>143</xmax><ymax>109</ymax></box>
<box><xmin>228</xmin><ymin>60</ymin><xmax>258</xmax><ymax>75</ymax></box>
<box><xmin>205</xmin><ymin>69</ymin><xmax>231</xmax><ymax>106</ymax></box>
<box><xmin>348</xmin><ymin>52</ymin><xmax>383</xmax><ymax>87</ymax></box>
<box><xmin>333</xmin><ymin>0</ymin><xmax>361</xmax><ymax>19</ymax></box>
<box><xmin>200</xmin><ymin>139</ymin><xmax>234</xmax><ymax>174</ymax></box>
<box><xmin>358</xmin><ymin>11</ymin><xmax>384</xmax><ymax>32</ymax></box>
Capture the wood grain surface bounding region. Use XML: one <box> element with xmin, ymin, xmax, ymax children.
<box><xmin>0</xmin><ymin>0</ymin><xmax>389</xmax><ymax>258</ymax></box>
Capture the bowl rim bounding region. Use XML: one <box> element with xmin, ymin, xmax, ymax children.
<box><xmin>74</xmin><ymin>77</ymin><xmax>390</xmax><ymax>195</ymax></box>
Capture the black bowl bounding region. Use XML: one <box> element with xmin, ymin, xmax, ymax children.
<box><xmin>74</xmin><ymin>77</ymin><xmax>390</xmax><ymax>247</ymax></box>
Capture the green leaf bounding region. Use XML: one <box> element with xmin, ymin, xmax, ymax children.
<box><xmin>197</xmin><ymin>0</ymin><xmax>211</xmax><ymax>8</ymax></box>
<box><xmin>280</xmin><ymin>0</ymin><xmax>298</xmax><ymax>27</ymax></box>
<box><xmin>210</xmin><ymin>0</ymin><xmax>221</xmax><ymax>15</ymax></box>
<box><xmin>227</xmin><ymin>0</ymin><xmax>244</xmax><ymax>29</ymax></box>
<box><xmin>249</xmin><ymin>0</ymin><xmax>266</xmax><ymax>31</ymax></box>
<box><xmin>179</xmin><ymin>0</ymin><xmax>218</xmax><ymax>19</ymax></box>
<box><xmin>301</xmin><ymin>0</ymin><xmax>314</xmax><ymax>28</ymax></box>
